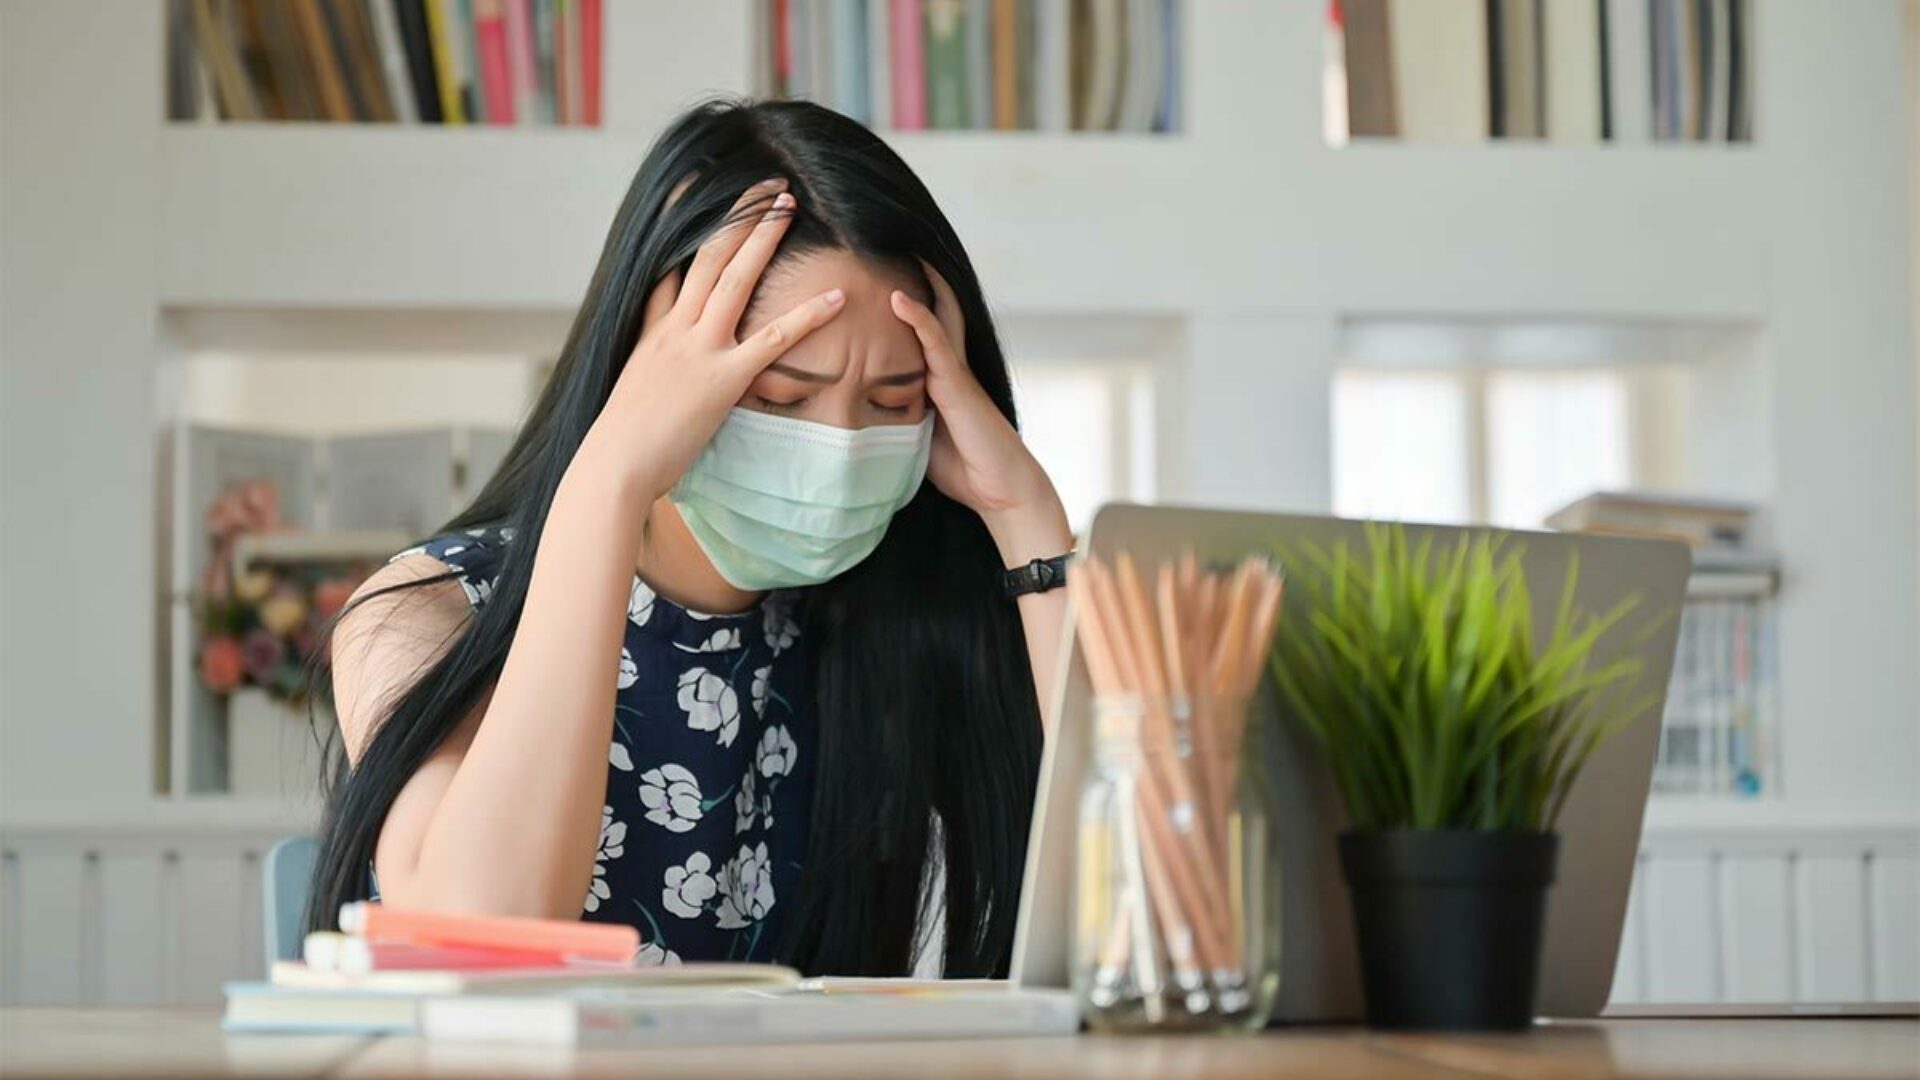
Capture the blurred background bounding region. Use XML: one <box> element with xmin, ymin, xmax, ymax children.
<box><xmin>0</xmin><ymin>0</ymin><xmax>1915</xmax><ymax>1010</ymax></box>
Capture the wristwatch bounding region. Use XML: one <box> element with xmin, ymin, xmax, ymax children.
<box><xmin>1002</xmin><ymin>552</ymin><xmax>1071</xmax><ymax>598</ymax></box>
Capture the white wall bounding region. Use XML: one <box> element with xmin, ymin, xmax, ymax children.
<box><xmin>0</xmin><ymin>0</ymin><xmax>164</xmax><ymax>818</ymax></box>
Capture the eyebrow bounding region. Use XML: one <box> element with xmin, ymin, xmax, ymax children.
<box><xmin>766</xmin><ymin>362</ymin><xmax>926</xmax><ymax>388</ymax></box>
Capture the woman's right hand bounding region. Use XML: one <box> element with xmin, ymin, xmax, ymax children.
<box><xmin>576</xmin><ymin>175</ymin><xmax>847</xmax><ymax>503</ymax></box>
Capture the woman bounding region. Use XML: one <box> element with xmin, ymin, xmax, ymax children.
<box><xmin>308</xmin><ymin>98</ymin><xmax>1074</xmax><ymax>979</ymax></box>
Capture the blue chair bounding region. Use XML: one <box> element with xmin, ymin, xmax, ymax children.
<box><xmin>262</xmin><ymin>835</ymin><xmax>318</xmax><ymax>972</ymax></box>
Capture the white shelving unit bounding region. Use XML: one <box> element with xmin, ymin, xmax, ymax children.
<box><xmin>46</xmin><ymin>0</ymin><xmax>1920</xmax><ymax>830</ymax></box>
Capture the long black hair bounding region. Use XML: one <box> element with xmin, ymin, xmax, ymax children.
<box><xmin>304</xmin><ymin>98</ymin><xmax>1044</xmax><ymax>977</ymax></box>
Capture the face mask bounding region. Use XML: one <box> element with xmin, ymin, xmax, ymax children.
<box><xmin>669</xmin><ymin>407</ymin><xmax>935</xmax><ymax>590</ymax></box>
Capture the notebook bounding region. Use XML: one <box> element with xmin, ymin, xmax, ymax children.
<box><xmin>419</xmin><ymin>985</ymin><xmax>1082</xmax><ymax>1046</ymax></box>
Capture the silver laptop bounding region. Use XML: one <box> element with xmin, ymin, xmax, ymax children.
<box><xmin>1010</xmin><ymin>504</ymin><xmax>1695</xmax><ymax>1021</ymax></box>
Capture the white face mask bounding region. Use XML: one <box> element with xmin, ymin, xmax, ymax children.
<box><xmin>669</xmin><ymin>407</ymin><xmax>935</xmax><ymax>590</ymax></box>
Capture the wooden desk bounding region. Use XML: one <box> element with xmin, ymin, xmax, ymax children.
<box><xmin>2</xmin><ymin>1009</ymin><xmax>1915</xmax><ymax>1079</ymax></box>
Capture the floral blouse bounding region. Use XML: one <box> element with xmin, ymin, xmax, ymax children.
<box><xmin>384</xmin><ymin>525</ymin><xmax>815</xmax><ymax>966</ymax></box>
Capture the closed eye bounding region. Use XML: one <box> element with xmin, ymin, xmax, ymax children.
<box><xmin>754</xmin><ymin>396</ymin><xmax>808</xmax><ymax>414</ymax></box>
<box><xmin>871</xmin><ymin>401</ymin><xmax>913</xmax><ymax>415</ymax></box>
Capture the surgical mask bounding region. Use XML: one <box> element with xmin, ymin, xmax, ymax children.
<box><xmin>669</xmin><ymin>407</ymin><xmax>935</xmax><ymax>590</ymax></box>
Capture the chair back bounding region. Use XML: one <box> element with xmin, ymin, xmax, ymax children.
<box><xmin>262</xmin><ymin>835</ymin><xmax>318</xmax><ymax>972</ymax></box>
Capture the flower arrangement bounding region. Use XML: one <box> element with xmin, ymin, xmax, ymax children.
<box><xmin>193</xmin><ymin>478</ymin><xmax>372</xmax><ymax>706</ymax></box>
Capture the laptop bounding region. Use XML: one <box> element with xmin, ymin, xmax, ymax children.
<box><xmin>1009</xmin><ymin>503</ymin><xmax>1697</xmax><ymax>1022</ymax></box>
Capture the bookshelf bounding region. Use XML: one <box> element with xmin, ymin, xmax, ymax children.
<box><xmin>4</xmin><ymin>0</ymin><xmax>1914</xmax><ymax>840</ymax></box>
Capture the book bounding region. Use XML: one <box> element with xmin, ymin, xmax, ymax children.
<box><xmin>422</xmin><ymin>0</ymin><xmax>466</xmax><ymax>122</ymax></box>
<box><xmin>867</xmin><ymin>0</ymin><xmax>892</xmax><ymax>126</ymax></box>
<box><xmin>889</xmin><ymin>0</ymin><xmax>927</xmax><ymax>128</ymax></box>
<box><xmin>190</xmin><ymin>0</ymin><xmax>262</xmax><ymax>121</ymax></box>
<box><xmin>223</xmin><ymin>981</ymin><xmax>423</xmax><ymax>1034</ymax></box>
<box><xmin>290</xmin><ymin>0</ymin><xmax>355</xmax><ymax>120</ymax></box>
<box><xmin>392</xmin><ymin>0</ymin><xmax>444</xmax><ymax>122</ymax></box>
<box><xmin>1341</xmin><ymin>0</ymin><xmax>1397</xmax><ymax>137</ymax></box>
<box><xmin>272</xmin><ymin>957</ymin><xmax>802</xmax><ymax>993</ymax></box>
<box><xmin>420</xmin><ymin>986</ymin><xmax>1081</xmax><ymax>1045</ymax></box>
<box><xmin>1034</xmin><ymin>0</ymin><xmax>1070</xmax><ymax>131</ymax></box>
<box><xmin>338</xmin><ymin>901</ymin><xmax>642</xmax><ymax>963</ymax></box>
<box><xmin>835</xmin><ymin>0</ymin><xmax>874</xmax><ymax>124</ymax></box>
<box><xmin>580</xmin><ymin>0</ymin><xmax>602</xmax><ymax>125</ymax></box>
<box><xmin>1079</xmin><ymin>0</ymin><xmax>1123</xmax><ymax>131</ymax></box>
<box><xmin>1387</xmin><ymin>0</ymin><xmax>1487</xmax><ymax>141</ymax></box>
<box><xmin>1604</xmin><ymin>0</ymin><xmax>1650</xmax><ymax>140</ymax></box>
<box><xmin>232</xmin><ymin>0</ymin><xmax>288</xmax><ymax>120</ymax></box>
<box><xmin>925</xmin><ymin>0</ymin><xmax>969</xmax><ymax>129</ymax></box>
<box><xmin>1496</xmin><ymin>0</ymin><xmax>1543</xmax><ymax>138</ymax></box>
<box><xmin>1115</xmin><ymin>0</ymin><xmax>1162</xmax><ymax>132</ymax></box>
<box><xmin>531</xmin><ymin>0</ymin><xmax>556</xmax><ymax>123</ymax></box>
<box><xmin>991</xmin><ymin>0</ymin><xmax>1018</xmax><ymax>128</ymax></box>
<box><xmin>964</xmin><ymin>0</ymin><xmax>993</xmax><ymax>128</ymax></box>
<box><xmin>367</xmin><ymin>0</ymin><xmax>418</xmax><ymax>122</ymax></box>
<box><xmin>225</xmin><ymin>962</ymin><xmax>804</xmax><ymax>1035</ymax></box>
<box><xmin>1543</xmin><ymin>0</ymin><xmax>1602</xmax><ymax>141</ymax></box>
<box><xmin>473</xmin><ymin>0</ymin><xmax>514</xmax><ymax>123</ymax></box>
<box><xmin>505</xmin><ymin>0</ymin><xmax>538</xmax><ymax>124</ymax></box>
<box><xmin>1544</xmin><ymin>490</ymin><xmax>1758</xmax><ymax>548</ymax></box>
<box><xmin>457</xmin><ymin>0</ymin><xmax>487</xmax><ymax>122</ymax></box>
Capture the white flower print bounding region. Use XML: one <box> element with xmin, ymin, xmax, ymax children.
<box><xmin>714</xmin><ymin>842</ymin><xmax>776</xmax><ymax>929</ymax></box>
<box><xmin>676</xmin><ymin>667</ymin><xmax>740</xmax><ymax>746</ymax></box>
<box><xmin>498</xmin><ymin>526</ymin><xmax>518</xmax><ymax>542</ymax></box>
<box><xmin>583</xmin><ymin>805</ymin><xmax>626</xmax><ymax>914</ymax></box>
<box><xmin>458</xmin><ymin>574</ymin><xmax>493</xmax><ymax>608</ymax></box>
<box><xmin>673</xmin><ymin>627</ymin><xmax>743</xmax><ymax>654</ymax></box>
<box><xmin>635</xmin><ymin>940</ymin><xmax>682</xmax><ymax>966</ymax></box>
<box><xmin>734</xmin><ymin>766</ymin><xmax>757</xmax><ymax>834</ymax></box>
<box><xmin>617</xmin><ymin>646</ymin><xmax>638</xmax><ymax>690</ymax></box>
<box><xmin>757</xmin><ymin>725</ymin><xmax>797</xmax><ymax>779</ymax></box>
<box><xmin>763</xmin><ymin>593</ymin><xmax>799</xmax><ymax>657</ymax></box>
<box><xmin>750</xmin><ymin>665</ymin><xmax>772</xmax><ymax>719</ymax></box>
<box><xmin>628</xmin><ymin>578</ymin><xmax>655</xmax><ymax>627</ymax></box>
<box><xmin>639</xmin><ymin>764</ymin><xmax>703</xmax><ymax>833</ymax></box>
<box><xmin>761</xmin><ymin>791</ymin><xmax>776</xmax><ymax>832</ymax></box>
<box><xmin>662</xmin><ymin>851</ymin><xmax>717</xmax><ymax>919</ymax></box>
<box><xmin>609</xmin><ymin>742</ymin><xmax>633</xmax><ymax>772</ymax></box>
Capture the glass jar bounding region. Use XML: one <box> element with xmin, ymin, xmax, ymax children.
<box><xmin>1072</xmin><ymin>692</ymin><xmax>1281</xmax><ymax>1032</ymax></box>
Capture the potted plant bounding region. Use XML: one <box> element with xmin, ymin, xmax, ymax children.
<box><xmin>1268</xmin><ymin>522</ymin><xmax>1656</xmax><ymax>1030</ymax></box>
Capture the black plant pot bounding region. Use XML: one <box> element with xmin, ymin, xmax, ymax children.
<box><xmin>1337</xmin><ymin>829</ymin><xmax>1561</xmax><ymax>1031</ymax></box>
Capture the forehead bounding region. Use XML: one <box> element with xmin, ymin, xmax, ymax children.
<box><xmin>742</xmin><ymin>250</ymin><xmax>928</xmax><ymax>370</ymax></box>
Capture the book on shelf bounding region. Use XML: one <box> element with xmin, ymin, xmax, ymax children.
<box><xmin>1654</xmin><ymin>586</ymin><xmax>1779</xmax><ymax>798</ymax></box>
<box><xmin>1327</xmin><ymin>0</ymin><xmax>1752</xmax><ymax>144</ymax></box>
<box><xmin>1546</xmin><ymin>489</ymin><xmax>1779</xmax><ymax>799</ymax></box>
<box><xmin>165</xmin><ymin>0</ymin><xmax>602</xmax><ymax>127</ymax></box>
<box><xmin>1544</xmin><ymin>489</ymin><xmax>1758</xmax><ymax>549</ymax></box>
<box><xmin>760</xmin><ymin>0</ymin><xmax>1182</xmax><ymax>133</ymax></box>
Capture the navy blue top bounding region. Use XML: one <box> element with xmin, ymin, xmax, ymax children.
<box><xmin>384</xmin><ymin>525</ymin><xmax>816</xmax><ymax>965</ymax></box>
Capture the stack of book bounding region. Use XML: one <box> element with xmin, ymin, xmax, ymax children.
<box><xmin>1331</xmin><ymin>0</ymin><xmax>1752</xmax><ymax>143</ymax></box>
<box><xmin>757</xmin><ymin>0</ymin><xmax>1182</xmax><ymax>133</ymax></box>
<box><xmin>166</xmin><ymin>0</ymin><xmax>603</xmax><ymax>126</ymax></box>
<box><xmin>225</xmin><ymin>902</ymin><xmax>1080</xmax><ymax>1044</ymax></box>
<box><xmin>1546</xmin><ymin>491</ymin><xmax>1779</xmax><ymax>797</ymax></box>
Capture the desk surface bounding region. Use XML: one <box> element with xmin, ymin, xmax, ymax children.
<box><xmin>2</xmin><ymin>1009</ymin><xmax>1915</xmax><ymax>1080</ymax></box>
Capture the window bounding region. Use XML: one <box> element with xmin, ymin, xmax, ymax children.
<box><xmin>1334</xmin><ymin>366</ymin><xmax>1637</xmax><ymax>528</ymax></box>
<box><xmin>1011</xmin><ymin>364</ymin><xmax>1157</xmax><ymax>535</ymax></box>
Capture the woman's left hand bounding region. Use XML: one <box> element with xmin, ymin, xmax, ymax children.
<box><xmin>889</xmin><ymin>261</ymin><xmax>1065</xmax><ymax>540</ymax></box>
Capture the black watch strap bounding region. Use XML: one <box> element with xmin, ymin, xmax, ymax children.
<box><xmin>1003</xmin><ymin>552</ymin><xmax>1071</xmax><ymax>598</ymax></box>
